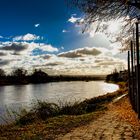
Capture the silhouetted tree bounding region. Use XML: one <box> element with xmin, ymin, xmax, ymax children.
<box><xmin>11</xmin><ymin>68</ymin><xmax>27</xmax><ymax>77</ymax></box>
<box><xmin>0</xmin><ymin>69</ymin><xmax>5</xmax><ymax>77</ymax></box>
<box><xmin>32</xmin><ymin>69</ymin><xmax>48</xmax><ymax>77</ymax></box>
<box><xmin>31</xmin><ymin>69</ymin><xmax>49</xmax><ymax>83</ymax></box>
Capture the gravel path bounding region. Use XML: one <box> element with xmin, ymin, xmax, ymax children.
<box><xmin>57</xmin><ymin>100</ymin><xmax>139</xmax><ymax>140</ymax></box>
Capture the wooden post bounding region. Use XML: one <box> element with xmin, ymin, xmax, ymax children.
<box><xmin>136</xmin><ymin>22</ymin><xmax>140</xmax><ymax>118</ymax></box>
<box><xmin>128</xmin><ymin>51</ymin><xmax>131</xmax><ymax>101</ymax></box>
<box><xmin>133</xmin><ymin>30</ymin><xmax>137</xmax><ymax>112</ymax></box>
<box><xmin>133</xmin><ymin>29</ymin><xmax>136</xmax><ymax>66</ymax></box>
<box><xmin>131</xmin><ymin>41</ymin><xmax>134</xmax><ymax>107</ymax></box>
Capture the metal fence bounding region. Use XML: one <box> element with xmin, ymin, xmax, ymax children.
<box><xmin>128</xmin><ymin>22</ymin><xmax>140</xmax><ymax>118</ymax></box>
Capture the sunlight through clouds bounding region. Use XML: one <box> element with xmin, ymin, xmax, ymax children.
<box><xmin>0</xmin><ymin>27</ymin><xmax>127</xmax><ymax>75</ymax></box>
<box><xmin>107</xmin><ymin>20</ymin><xmax>121</xmax><ymax>33</ymax></box>
<box><xmin>0</xmin><ymin>2</ymin><xmax>130</xmax><ymax>76</ymax></box>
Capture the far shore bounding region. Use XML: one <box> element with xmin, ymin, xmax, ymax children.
<box><xmin>0</xmin><ymin>74</ymin><xmax>107</xmax><ymax>86</ymax></box>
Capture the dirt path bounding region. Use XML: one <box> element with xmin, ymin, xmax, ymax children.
<box><xmin>57</xmin><ymin>97</ymin><xmax>139</xmax><ymax>140</ymax></box>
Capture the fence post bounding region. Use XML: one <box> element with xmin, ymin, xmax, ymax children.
<box><xmin>133</xmin><ymin>29</ymin><xmax>137</xmax><ymax>112</ymax></box>
<box><xmin>136</xmin><ymin>22</ymin><xmax>140</xmax><ymax>118</ymax></box>
<box><xmin>128</xmin><ymin>51</ymin><xmax>131</xmax><ymax>101</ymax></box>
<box><xmin>131</xmin><ymin>41</ymin><xmax>134</xmax><ymax>108</ymax></box>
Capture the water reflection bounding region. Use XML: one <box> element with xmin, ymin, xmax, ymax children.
<box><xmin>0</xmin><ymin>81</ymin><xmax>119</xmax><ymax>107</ymax></box>
<box><xmin>0</xmin><ymin>81</ymin><xmax>119</xmax><ymax>124</ymax></box>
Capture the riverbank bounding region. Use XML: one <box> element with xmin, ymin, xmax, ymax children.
<box><xmin>0</xmin><ymin>75</ymin><xmax>106</xmax><ymax>86</ymax></box>
<box><xmin>0</xmin><ymin>72</ymin><xmax>106</xmax><ymax>86</ymax></box>
<box><xmin>0</xmin><ymin>82</ymin><xmax>133</xmax><ymax>140</ymax></box>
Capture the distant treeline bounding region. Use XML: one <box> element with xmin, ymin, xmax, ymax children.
<box><xmin>106</xmin><ymin>69</ymin><xmax>128</xmax><ymax>83</ymax></box>
<box><xmin>0</xmin><ymin>68</ymin><xmax>106</xmax><ymax>85</ymax></box>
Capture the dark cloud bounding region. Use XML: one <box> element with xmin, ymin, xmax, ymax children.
<box><xmin>41</xmin><ymin>54</ymin><xmax>52</xmax><ymax>59</ymax></box>
<box><xmin>77</xmin><ymin>48</ymin><xmax>101</xmax><ymax>55</ymax></box>
<box><xmin>90</xmin><ymin>66</ymin><xmax>101</xmax><ymax>69</ymax></box>
<box><xmin>46</xmin><ymin>62</ymin><xmax>64</xmax><ymax>66</ymax></box>
<box><xmin>58</xmin><ymin>47</ymin><xmax>101</xmax><ymax>58</ymax></box>
<box><xmin>58</xmin><ymin>52</ymin><xmax>82</xmax><ymax>58</ymax></box>
<box><xmin>79</xmin><ymin>58</ymin><xmax>85</xmax><ymax>61</ymax></box>
<box><xmin>98</xmin><ymin>61</ymin><xmax>122</xmax><ymax>66</ymax></box>
<box><xmin>0</xmin><ymin>43</ymin><xmax>27</xmax><ymax>52</ymax></box>
<box><xmin>0</xmin><ymin>59</ymin><xmax>10</xmax><ymax>66</ymax></box>
<box><xmin>0</xmin><ymin>52</ymin><xmax>7</xmax><ymax>56</ymax></box>
<box><xmin>10</xmin><ymin>52</ymin><xmax>21</xmax><ymax>55</ymax></box>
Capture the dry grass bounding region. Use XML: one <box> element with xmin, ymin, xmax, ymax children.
<box><xmin>0</xmin><ymin>111</ymin><xmax>105</xmax><ymax>140</ymax></box>
<box><xmin>0</xmin><ymin>82</ymin><xmax>132</xmax><ymax>140</ymax></box>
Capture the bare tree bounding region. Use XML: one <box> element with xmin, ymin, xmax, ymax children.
<box><xmin>69</xmin><ymin>0</ymin><xmax>140</xmax><ymax>22</ymax></box>
<box><xmin>68</xmin><ymin>0</ymin><xmax>140</xmax><ymax>48</ymax></box>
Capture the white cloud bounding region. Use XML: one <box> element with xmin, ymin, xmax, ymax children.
<box><xmin>61</xmin><ymin>46</ymin><xmax>64</xmax><ymax>50</ymax></box>
<box><xmin>68</xmin><ymin>16</ymin><xmax>83</xmax><ymax>24</ymax></box>
<box><xmin>0</xmin><ymin>42</ymin><xmax>58</xmax><ymax>56</ymax></box>
<box><xmin>42</xmin><ymin>55</ymin><xmax>126</xmax><ymax>75</ymax></box>
<box><xmin>72</xmin><ymin>14</ymin><xmax>77</xmax><ymax>16</ymax></box>
<box><xmin>51</xmin><ymin>47</ymin><xmax>126</xmax><ymax>75</ymax></box>
<box><xmin>0</xmin><ymin>45</ymin><xmax>126</xmax><ymax>75</ymax></box>
<box><xmin>0</xmin><ymin>33</ymin><xmax>127</xmax><ymax>75</ymax></box>
<box><xmin>37</xmin><ymin>43</ymin><xmax>59</xmax><ymax>52</ymax></box>
<box><xmin>0</xmin><ymin>36</ymin><xmax>3</xmax><ymax>39</ymax></box>
<box><xmin>0</xmin><ymin>37</ymin><xmax>59</xmax><ymax>69</ymax></box>
<box><xmin>34</xmin><ymin>23</ymin><xmax>40</xmax><ymax>28</ymax></box>
<box><xmin>13</xmin><ymin>33</ymin><xmax>40</xmax><ymax>41</ymax></box>
<box><xmin>62</xmin><ymin>30</ymin><xmax>69</xmax><ymax>33</ymax></box>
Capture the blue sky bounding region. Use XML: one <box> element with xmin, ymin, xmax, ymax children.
<box><xmin>0</xmin><ymin>0</ymin><xmax>110</xmax><ymax>51</ymax></box>
<box><xmin>0</xmin><ymin>0</ymin><xmax>82</xmax><ymax>50</ymax></box>
<box><xmin>0</xmin><ymin>0</ymin><xmax>127</xmax><ymax>75</ymax></box>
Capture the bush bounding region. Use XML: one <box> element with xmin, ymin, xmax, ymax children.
<box><xmin>33</xmin><ymin>101</ymin><xmax>60</xmax><ymax>120</ymax></box>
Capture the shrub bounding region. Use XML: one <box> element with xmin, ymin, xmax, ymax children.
<box><xmin>33</xmin><ymin>101</ymin><xmax>60</xmax><ymax>120</ymax></box>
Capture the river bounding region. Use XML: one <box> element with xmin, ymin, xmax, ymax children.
<box><xmin>0</xmin><ymin>81</ymin><xmax>118</xmax><ymax>123</ymax></box>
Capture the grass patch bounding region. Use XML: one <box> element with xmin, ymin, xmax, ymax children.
<box><xmin>16</xmin><ymin>100</ymin><xmax>106</xmax><ymax>126</ymax></box>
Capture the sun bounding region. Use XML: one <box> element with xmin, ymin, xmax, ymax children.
<box><xmin>108</xmin><ymin>20</ymin><xmax>121</xmax><ymax>33</ymax></box>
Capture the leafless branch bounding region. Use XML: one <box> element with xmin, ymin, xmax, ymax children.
<box><xmin>67</xmin><ymin>0</ymin><xmax>140</xmax><ymax>48</ymax></box>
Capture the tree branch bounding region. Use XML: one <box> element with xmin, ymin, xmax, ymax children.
<box><xmin>128</xmin><ymin>1</ymin><xmax>140</xmax><ymax>9</ymax></box>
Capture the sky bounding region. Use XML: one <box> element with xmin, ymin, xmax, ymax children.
<box><xmin>0</xmin><ymin>0</ymin><xmax>127</xmax><ymax>75</ymax></box>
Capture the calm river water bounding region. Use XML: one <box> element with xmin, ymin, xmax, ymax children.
<box><xmin>0</xmin><ymin>81</ymin><xmax>119</xmax><ymax>107</ymax></box>
<box><xmin>0</xmin><ymin>81</ymin><xmax>118</xmax><ymax>123</ymax></box>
